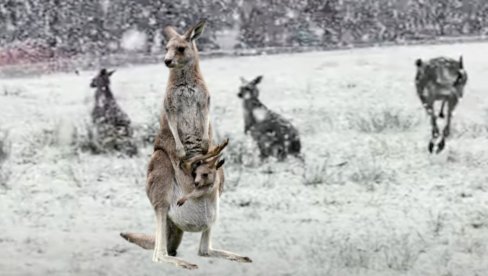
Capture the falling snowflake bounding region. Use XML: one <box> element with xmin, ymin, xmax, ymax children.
<box><xmin>121</xmin><ymin>29</ymin><xmax>147</xmax><ymax>51</ymax></box>
<box><xmin>252</xmin><ymin>108</ymin><xmax>267</xmax><ymax>122</ymax></box>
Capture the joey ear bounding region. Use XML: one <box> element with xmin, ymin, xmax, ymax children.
<box><xmin>216</xmin><ymin>158</ymin><xmax>225</xmax><ymax>169</ymax></box>
<box><xmin>185</xmin><ymin>19</ymin><xmax>206</xmax><ymax>42</ymax></box>
<box><xmin>252</xmin><ymin>75</ymin><xmax>263</xmax><ymax>85</ymax></box>
<box><xmin>163</xmin><ymin>26</ymin><xmax>179</xmax><ymax>41</ymax></box>
<box><xmin>240</xmin><ymin>77</ymin><xmax>248</xmax><ymax>84</ymax></box>
<box><xmin>107</xmin><ymin>70</ymin><xmax>116</xmax><ymax>76</ymax></box>
<box><xmin>459</xmin><ymin>56</ymin><xmax>463</xmax><ymax>69</ymax></box>
<box><xmin>415</xmin><ymin>59</ymin><xmax>422</xmax><ymax>67</ymax></box>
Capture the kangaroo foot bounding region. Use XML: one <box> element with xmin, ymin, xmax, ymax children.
<box><xmin>152</xmin><ymin>251</ymin><xmax>198</xmax><ymax>270</ymax></box>
<box><xmin>199</xmin><ymin>249</ymin><xmax>252</xmax><ymax>263</ymax></box>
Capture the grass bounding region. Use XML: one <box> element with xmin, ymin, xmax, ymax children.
<box><xmin>1</xmin><ymin>85</ymin><xmax>24</xmax><ymax>96</ymax></box>
<box><xmin>71</xmin><ymin>120</ymin><xmax>138</xmax><ymax>157</ymax></box>
<box><xmin>3</xmin><ymin>43</ymin><xmax>488</xmax><ymax>276</ymax></box>
<box><xmin>302</xmin><ymin>157</ymin><xmax>345</xmax><ymax>186</ymax></box>
<box><xmin>306</xmin><ymin>228</ymin><xmax>425</xmax><ymax>274</ymax></box>
<box><xmin>133</xmin><ymin>109</ymin><xmax>160</xmax><ymax>147</ymax></box>
<box><xmin>349</xmin><ymin>109</ymin><xmax>420</xmax><ymax>133</ymax></box>
<box><xmin>0</xmin><ymin>129</ymin><xmax>11</xmax><ymax>191</ymax></box>
<box><xmin>451</xmin><ymin>121</ymin><xmax>488</xmax><ymax>139</ymax></box>
<box><xmin>349</xmin><ymin>156</ymin><xmax>395</xmax><ymax>191</ymax></box>
<box><xmin>447</xmin><ymin>148</ymin><xmax>488</xmax><ymax>168</ymax></box>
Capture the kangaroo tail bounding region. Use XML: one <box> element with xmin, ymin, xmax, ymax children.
<box><xmin>120</xmin><ymin>232</ymin><xmax>155</xmax><ymax>250</ymax></box>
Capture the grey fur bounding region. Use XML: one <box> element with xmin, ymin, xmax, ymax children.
<box><xmin>415</xmin><ymin>56</ymin><xmax>468</xmax><ymax>153</ymax></box>
<box><xmin>90</xmin><ymin>69</ymin><xmax>132</xmax><ymax>136</ymax></box>
<box><xmin>238</xmin><ymin>75</ymin><xmax>301</xmax><ymax>161</ymax></box>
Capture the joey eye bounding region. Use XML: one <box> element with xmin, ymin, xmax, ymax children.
<box><xmin>191</xmin><ymin>172</ymin><xmax>196</xmax><ymax>178</ymax></box>
<box><xmin>177</xmin><ymin>47</ymin><xmax>185</xmax><ymax>53</ymax></box>
<box><xmin>202</xmin><ymin>173</ymin><xmax>208</xmax><ymax>178</ymax></box>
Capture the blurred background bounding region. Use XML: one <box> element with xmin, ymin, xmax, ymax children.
<box><xmin>1</xmin><ymin>0</ymin><xmax>488</xmax><ymax>65</ymax></box>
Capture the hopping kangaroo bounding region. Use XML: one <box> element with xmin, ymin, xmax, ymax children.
<box><xmin>120</xmin><ymin>20</ymin><xmax>251</xmax><ymax>270</ymax></box>
<box><xmin>415</xmin><ymin>56</ymin><xmax>468</xmax><ymax>153</ymax></box>
<box><xmin>90</xmin><ymin>69</ymin><xmax>132</xmax><ymax>136</ymax></box>
<box><xmin>238</xmin><ymin>75</ymin><xmax>301</xmax><ymax>161</ymax></box>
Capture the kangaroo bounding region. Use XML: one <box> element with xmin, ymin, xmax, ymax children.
<box><xmin>177</xmin><ymin>153</ymin><xmax>225</xmax><ymax>207</ymax></box>
<box><xmin>90</xmin><ymin>69</ymin><xmax>132</xmax><ymax>136</ymax></box>
<box><xmin>238</xmin><ymin>75</ymin><xmax>302</xmax><ymax>161</ymax></box>
<box><xmin>415</xmin><ymin>56</ymin><xmax>468</xmax><ymax>153</ymax></box>
<box><xmin>162</xmin><ymin>20</ymin><xmax>210</xmax><ymax>160</ymax></box>
<box><xmin>120</xmin><ymin>20</ymin><xmax>251</xmax><ymax>270</ymax></box>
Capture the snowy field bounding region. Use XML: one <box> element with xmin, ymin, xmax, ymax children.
<box><xmin>1</xmin><ymin>42</ymin><xmax>488</xmax><ymax>276</ymax></box>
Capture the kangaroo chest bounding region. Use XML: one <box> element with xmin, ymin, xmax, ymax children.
<box><xmin>172</xmin><ymin>85</ymin><xmax>206</xmax><ymax>114</ymax></box>
<box><xmin>168</xmin><ymin>181</ymin><xmax>219</xmax><ymax>232</ymax></box>
<box><xmin>168</xmin><ymin>85</ymin><xmax>208</xmax><ymax>139</ymax></box>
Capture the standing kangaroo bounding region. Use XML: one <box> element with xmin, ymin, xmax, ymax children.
<box><xmin>415</xmin><ymin>56</ymin><xmax>468</xmax><ymax>153</ymax></box>
<box><xmin>120</xmin><ymin>20</ymin><xmax>251</xmax><ymax>270</ymax></box>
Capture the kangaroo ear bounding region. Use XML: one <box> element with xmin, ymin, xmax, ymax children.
<box><xmin>240</xmin><ymin>77</ymin><xmax>248</xmax><ymax>84</ymax></box>
<box><xmin>252</xmin><ymin>75</ymin><xmax>263</xmax><ymax>85</ymax></box>
<box><xmin>185</xmin><ymin>19</ymin><xmax>206</xmax><ymax>42</ymax></box>
<box><xmin>216</xmin><ymin>158</ymin><xmax>225</xmax><ymax>169</ymax></box>
<box><xmin>459</xmin><ymin>56</ymin><xmax>463</xmax><ymax>69</ymax></box>
<box><xmin>163</xmin><ymin>26</ymin><xmax>179</xmax><ymax>41</ymax></box>
<box><xmin>107</xmin><ymin>70</ymin><xmax>116</xmax><ymax>76</ymax></box>
<box><xmin>100</xmin><ymin>68</ymin><xmax>108</xmax><ymax>75</ymax></box>
<box><xmin>415</xmin><ymin>59</ymin><xmax>422</xmax><ymax>67</ymax></box>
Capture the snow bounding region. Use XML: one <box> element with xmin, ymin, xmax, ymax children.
<box><xmin>120</xmin><ymin>29</ymin><xmax>147</xmax><ymax>52</ymax></box>
<box><xmin>252</xmin><ymin>107</ymin><xmax>267</xmax><ymax>122</ymax></box>
<box><xmin>1</xmin><ymin>42</ymin><xmax>488</xmax><ymax>275</ymax></box>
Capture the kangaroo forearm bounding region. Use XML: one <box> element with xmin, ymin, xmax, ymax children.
<box><xmin>202</xmin><ymin>114</ymin><xmax>210</xmax><ymax>137</ymax></box>
<box><xmin>166</xmin><ymin>113</ymin><xmax>182</xmax><ymax>144</ymax></box>
<box><xmin>188</xmin><ymin>189</ymin><xmax>207</xmax><ymax>200</ymax></box>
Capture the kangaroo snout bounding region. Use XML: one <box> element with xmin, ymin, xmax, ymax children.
<box><xmin>164</xmin><ymin>59</ymin><xmax>174</xmax><ymax>67</ymax></box>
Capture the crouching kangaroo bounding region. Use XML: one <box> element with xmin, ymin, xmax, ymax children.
<box><xmin>120</xmin><ymin>20</ymin><xmax>251</xmax><ymax>270</ymax></box>
<box><xmin>238</xmin><ymin>75</ymin><xmax>301</xmax><ymax>161</ymax></box>
<box><xmin>90</xmin><ymin>69</ymin><xmax>132</xmax><ymax>136</ymax></box>
<box><xmin>89</xmin><ymin>69</ymin><xmax>137</xmax><ymax>156</ymax></box>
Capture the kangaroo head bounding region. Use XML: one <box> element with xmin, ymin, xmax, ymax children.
<box><xmin>90</xmin><ymin>69</ymin><xmax>115</xmax><ymax>89</ymax></box>
<box><xmin>180</xmin><ymin>138</ymin><xmax>228</xmax><ymax>187</ymax></box>
<box><xmin>416</xmin><ymin>56</ymin><xmax>467</xmax><ymax>98</ymax></box>
<box><xmin>163</xmin><ymin>20</ymin><xmax>206</xmax><ymax>69</ymax></box>
<box><xmin>191</xmin><ymin>155</ymin><xmax>225</xmax><ymax>188</ymax></box>
<box><xmin>238</xmin><ymin>75</ymin><xmax>263</xmax><ymax>100</ymax></box>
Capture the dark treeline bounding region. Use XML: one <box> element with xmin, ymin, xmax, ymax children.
<box><xmin>1</xmin><ymin>0</ymin><xmax>488</xmax><ymax>56</ymax></box>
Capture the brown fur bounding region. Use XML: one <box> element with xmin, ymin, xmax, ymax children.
<box><xmin>160</xmin><ymin>20</ymin><xmax>211</xmax><ymax>160</ymax></box>
<box><xmin>120</xmin><ymin>20</ymin><xmax>251</xmax><ymax>270</ymax></box>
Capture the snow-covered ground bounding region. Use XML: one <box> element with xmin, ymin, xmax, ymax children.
<box><xmin>1</xmin><ymin>42</ymin><xmax>488</xmax><ymax>276</ymax></box>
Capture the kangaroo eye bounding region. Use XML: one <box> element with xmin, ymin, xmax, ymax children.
<box><xmin>191</xmin><ymin>172</ymin><xmax>196</xmax><ymax>178</ymax></box>
<box><xmin>202</xmin><ymin>173</ymin><xmax>208</xmax><ymax>178</ymax></box>
<box><xmin>177</xmin><ymin>47</ymin><xmax>185</xmax><ymax>53</ymax></box>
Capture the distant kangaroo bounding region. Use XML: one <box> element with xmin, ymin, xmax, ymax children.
<box><xmin>120</xmin><ymin>20</ymin><xmax>251</xmax><ymax>270</ymax></box>
<box><xmin>415</xmin><ymin>56</ymin><xmax>468</xmax><ymax>153</ymax></box>
<box><xmin>90</xmin><ymin>69</ymin><xmax>132</xmax><ymax>136</ymax></box>
<box><xmin>238</xmin><ymin>75</ymin><xmax>301</xmax><ymax>161</ymax></box>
